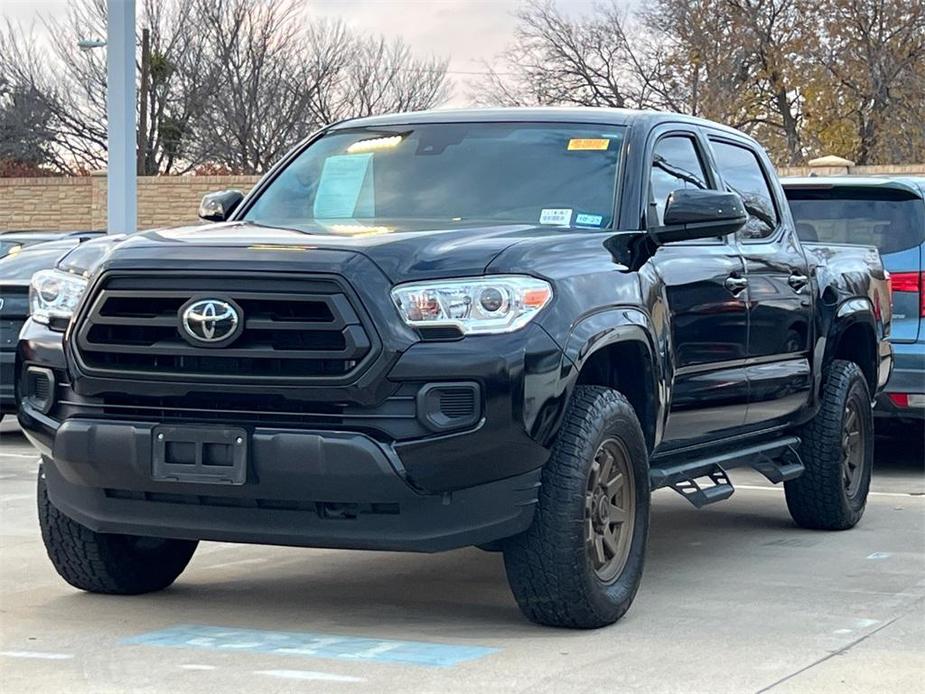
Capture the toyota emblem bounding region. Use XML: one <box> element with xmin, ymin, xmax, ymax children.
<box><xmin>180</xmin><ymin>298</ymin><xmax>242</xmax><ymax>346</ymax></box>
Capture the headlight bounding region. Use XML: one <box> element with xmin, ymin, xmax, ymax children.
<box><xmin>391</xmin><ymin>275</ymin><xmax>553</xmax><ymax>335</ymax></box>
<box><xmin>30</xmin><ymin>269</ymin><xmax>89</xmax><ymax>326</ymax></box>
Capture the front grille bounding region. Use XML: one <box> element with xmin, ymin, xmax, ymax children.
<box><xmin>0</xmin><ymin>319</ymin><xmax>25</xmax><ymax>349</ymax></box>
<box><xmin>73</xmin><ymin>273</ymin><xmax>378</xmax><ymax>383</ymax></box>
<box><xmin>0</xmin><ymin>286</ymin><xmax>29</xmax><ymax>350</ymax></box>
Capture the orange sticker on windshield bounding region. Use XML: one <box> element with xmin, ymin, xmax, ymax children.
<box><xmin>568</xmin><ymin>138</ymin><xmax>609</xmax><ymax>151</ymax></box>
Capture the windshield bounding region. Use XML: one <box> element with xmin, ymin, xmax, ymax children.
<box><xmin>786</xmin><ymin>187</ymin><xmax>925</xmax><ymax>255</ymax></box>
<box><xmin>244</xmin><ymin>123</ymin><xmax>625</xmax><ymax>232</ymax></box>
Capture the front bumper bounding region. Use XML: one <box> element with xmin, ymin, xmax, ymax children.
<box><xmin>37</xmin><ymin>421</ymin><xmax>541</xmax><ymax>552</ymax></box>
<box><xmin>18</xmin><ymin>315</ymin><xmax>564</xmax><ymax>551</ymax></box>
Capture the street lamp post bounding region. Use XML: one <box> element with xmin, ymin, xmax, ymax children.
<box><xmin>137</xmin><ymin>27</ymin><xmax>150</xmax><ymax>176</ymax></box>
<box><xmin>106</xmin><ymin>0</ymin><xmax>136</xmax><ymax>235</ymax></box>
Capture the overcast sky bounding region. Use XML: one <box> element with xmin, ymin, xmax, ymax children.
<box><xmin>1</xmin><ymin>0</ymin><xmax>602</xmax><ymax>105</ymax></box>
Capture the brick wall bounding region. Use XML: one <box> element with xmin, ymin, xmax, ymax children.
<box><xmin>2</xmin><ymin>164</ymin><xmax>924</xmax><ymax>233</ymax></box>
<box><xmin>777</xmin><ymin>163</ymin><xmax>925</xmax><ymax>178</ymax></box>
<box><xmin>0</xmin><ymin>177</ymin><xmax>94</xmax><ymax>231</ymax></box>
<box><xmin>0</xmin><ymin>174</ymin><xmax>260</xmax><ymax>232</ymax></box>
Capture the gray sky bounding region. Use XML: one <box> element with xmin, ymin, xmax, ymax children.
<box><xmin>1</xmin><ymin>0</ymin><xmax>602</xmax><ymax>105</ymax></box>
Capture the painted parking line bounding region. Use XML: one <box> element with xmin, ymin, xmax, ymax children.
<box><xmin>255</xmin><ymin>669</ymin><xmax>366</xmax><ymax>683</ymax></box>
<box><xmin>734</xmin><ymin>484</ymin><xmax>924</xmax><ymax>498</ymax></box>
<box><xmin>1</xmin><ymin>651</ymin><xmax>74</xmax><ymax>660</ymax></box>
<box><xmin>124</xmin><ymin>625</ymin><xmax>498</xmax><ymax>667</ymax></box>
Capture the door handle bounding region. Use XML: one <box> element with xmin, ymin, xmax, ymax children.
<box><xmin>788</xmin><ymin>274</ymin><xmax>809</xmax><ymax>291</ymax></box>
<box><xmin>724</xmin><ymin>276</ymin><xmax>749</xmax><ymax>295</ymax></box>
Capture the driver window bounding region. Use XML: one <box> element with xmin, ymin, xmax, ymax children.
<box><xmin>649</xmin><ymin>136</ymin><xmax>709</xmax><ymax>226</ymax></box>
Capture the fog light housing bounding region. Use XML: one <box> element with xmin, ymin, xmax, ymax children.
<box><xmin>416</xmin><ymin>382</ymin><xmax>481</xmax><ymax>432</ymax></box>
<box><xmin>21</xmin><ymin>366</ymin><xmax>55</xmax><ymax>414</ymax></box>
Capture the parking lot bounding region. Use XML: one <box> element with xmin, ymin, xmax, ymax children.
<box><xmin>1</xmin><ymin>420</ymin><xmax>922</xmax><ymax>693</ymax></box>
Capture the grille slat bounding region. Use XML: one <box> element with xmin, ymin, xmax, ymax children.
<box><xmin>74</xmin><ymin>273</ymin><xmax>377</xmax><ymax>383</ymax></box>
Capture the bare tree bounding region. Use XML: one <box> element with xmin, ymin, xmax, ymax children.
<box><xmin>0</xmin><ymin>15</ymin><xmax>108</xmax><ymax>173</ymax></box>
<box><xmin>290</xmin><ymin>21</ymin><xmax>449</xmax><ymax>131</ymax></box>
<box><xmin>725</xmin><ymin>0</ymin><xmax>820</xmax><ymax>165</ymax></box>
<box><xmin>475</xmin><ymin>1</ymin><xmax>648</xmax><ymax>108</ymax></box>
<box><xmin>177</xmin><ymin>1</ymin><xmax>450</xmax><ymax>173</ymax></box>
<box><xmin>1</xmin><ymin>0</ymin><xmax>450</xmax><ymax>176</ymax></box>
<box><xmin>186</xmin><ymin>0</ymin><xmax>314</xmax><ymax>173</ymax></box>
<box><xmin>816</xmin><ymin>0</ymin><xmax>925</xmax><ymax>164</ymax></box>
<box><xmin>137</xmin><ymin>0</ymin><xmax>216</xmax><ymax>174</ymax></box>
<box><xmin>480</xmin><ymin>0</ymin><xmax>924</xmax><ymax>165</ymax></box>
<box><xmin>638</xmin><ymin>0</ymin><xmax>756</xmax><ymax>120</ymax></box>
<box><xmin>0</xmin><ymin>61</ymin><xmax>57</xmax><ymax>175</ymax></box>
<box><xmin>340</xmin><ymin>35</ymin><xmax>450</xmax><ymax>118</ymax></box>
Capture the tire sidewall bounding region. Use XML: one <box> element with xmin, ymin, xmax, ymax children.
<box><xmin>843</xmin><ymin>376</ymin><xmax>874</xmax><ymax>515</ymax></box>
<box><xmin>568</xmin><ymin>391</ymin><xmax>650</xmax><ymax>621</ymax></box>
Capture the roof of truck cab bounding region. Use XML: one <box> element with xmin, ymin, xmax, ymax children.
<box><xmin>328</xmin><ymin>107</ymin><xmax>749</xmax><ymax>138</ymax></box>
<box><xmin>782</xmin><ymin>176</ymin><xmax>925</xmax><ymax>197</ymax></box>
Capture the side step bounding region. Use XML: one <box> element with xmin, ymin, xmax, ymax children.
<box><xmin>650</xmin><ymin>435</ymin><xmax>803</xmax><ymax>509</ymax></box>
<box><xmin>668</xmin><ymin>464</ymin><xmax>734</xmax><ymax>508</ymax></box>
<box><xmin>750</xmin><ymin>447</ymin><xmax>805</xmax><ymax>483</ymax></box>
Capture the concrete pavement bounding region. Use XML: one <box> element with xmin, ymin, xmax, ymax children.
<box><xmin>1</xmin><ymin>421</ymin><xmax>922</xmax><ymax>693</ymax></box>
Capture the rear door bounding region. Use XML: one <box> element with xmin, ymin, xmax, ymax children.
<box><xmin>708</xmin><ymin>137</ymin><xmax>813</xmax><ymax>427</ymax></box>
<box><xmin>785</xmin><ymin>184</ymin><xmax>925</xmax><ymax>343</ymax></box>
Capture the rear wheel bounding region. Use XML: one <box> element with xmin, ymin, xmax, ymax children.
<box><xmin>502</xmin><ymin>386</ymin><xmax>650</xmax><ymax>628</ymax></box>
<box><xmin>38</xmin><ymin>466</ymin><xmax>197</xmax><ymax>594</ymax></box>
<box><xmin>785</xmin><ymin>360</ymin><xmax>873</xmax><ymax>530</ymax></box>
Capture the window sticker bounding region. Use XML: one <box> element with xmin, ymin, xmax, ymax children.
<box><xmin>575</xmin><ymin>213</ymin><xmax>604</xmax><ymax>227</ymax></box>
<box><xmin>568</xmin><ymin>138</ymin><xmax>610</xmax><ymax>151</ymax></box>
<box><xmin>539</xmin><ymin>208</ymin><xmax>573</xmax><ymax>226</ymax></box>
<box><xmin>313</xmin><ymin>153</ymin><xmax>373</xmax><ymax>218</ymax></box>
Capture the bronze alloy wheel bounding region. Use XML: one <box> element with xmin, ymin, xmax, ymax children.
<box><xmin>842</xmin><ymin>400</ymin><xmax>865</xmax><ymax>497</ymax></box>
<box><xmin>502</xmin><ymin>386</ymin><xmax>650</xmax><ymax>627</ymax></box>
<box><xmin>585</xmin><ymin>437</ymin><xmax>636</xmax><ymax>582</ymax></box>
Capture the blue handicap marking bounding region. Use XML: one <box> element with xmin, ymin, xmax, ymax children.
<box><xmin>123</xmin><ymin>625</ymin><xmax>498</xmax><ymax>667</ymax></box>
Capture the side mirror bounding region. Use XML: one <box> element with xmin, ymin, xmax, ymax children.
<box><xmin>652</xmin><ymin>189</ymin><xmax>747</xmax><ymax>244</ymax></box>
<box><xmin>199</xmin><ymin>189</ymin><xmax>244</xmax><ymax>222</ymax></box>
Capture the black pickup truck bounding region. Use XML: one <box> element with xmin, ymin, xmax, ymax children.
<box><xmin>17</xmin><ymin>109</ymin><xmax>892</xmax><ymax>629</ymax></box>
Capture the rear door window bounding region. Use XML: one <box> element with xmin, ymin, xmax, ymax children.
<box><xmin>709</xmin><ymin>140</ymin><xmax>779</xmax><ymax>241</ymax></box>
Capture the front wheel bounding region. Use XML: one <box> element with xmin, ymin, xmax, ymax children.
<box><xmin>502</xmin><ymin>386</ymin><xmax>650</xmax><ymax>628</ymax></box>
<box><xmin>38</xmin><ymin>466</ymin><xmax>198</xmax><ymax>594</ymax></box>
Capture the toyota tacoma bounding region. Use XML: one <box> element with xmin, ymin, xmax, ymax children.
<box><xmin>17</xmin><ymin>109</ymin><xmax>892</xmax><ymax>628</ymax></box>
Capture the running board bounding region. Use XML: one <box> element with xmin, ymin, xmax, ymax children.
<box><xmin>649</xmin><ymin>436</ymin><xmax>803</xmax><ymax>508</ymax></box>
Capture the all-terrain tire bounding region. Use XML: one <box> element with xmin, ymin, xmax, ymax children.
<box><xmin>38</xmin><ymin>466</ymin><xmax>198</xmax><ymax>594</ymax></box>
<box><xmin>785</xmin><ymin>360</ymin><xmax>874</xmax><ymax>530</ymax></box>
<box><xmin>502</xmin><ymin>385</ymin><xmax>650</xmax><ymax>628</ymax></box>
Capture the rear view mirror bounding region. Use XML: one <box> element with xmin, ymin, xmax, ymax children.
<box><xmin>652</xmin><ymin>189</ymin><xmax>747</xmax><ymax>243</ymax></box>
<box><xmin>199</xmin><ymin>190</ymin><xmax>244</xmax><ymax>222</ymax></box>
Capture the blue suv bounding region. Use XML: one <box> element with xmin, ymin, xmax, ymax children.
<box><xmin>784</xmin><ymin>177</ymin><xmax>924</xmax><ymax>424</ymax></box>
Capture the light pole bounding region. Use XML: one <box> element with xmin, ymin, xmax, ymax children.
<box><xmin>138</xmin><ymin>27</ymin><xmax>150</xmax><ymax>176</ymax></box>
<box><xmin>78</xmin><ymin>1</ymin><xmax>138</xmax><ymax>235</ymax></box>
<box><xmin>106</xmin><ymin>0</ymin><xmax>136</xmax><ymax>235</ymax></box>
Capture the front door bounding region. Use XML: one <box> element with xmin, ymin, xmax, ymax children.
<box><xmin>647</xmin><ymin>132</ymin><xmax>750</xmax><ymax>448</ymax></box>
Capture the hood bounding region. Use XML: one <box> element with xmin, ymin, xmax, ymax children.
<box><xmin>0</xmin><ymin>239</ymin><xmax>79</xmax><ymax>285</ymax></box>
<box><xmin>108</xmin><ymin>220</ymin><xmax>576</xmax><ymax>282</ymax></box>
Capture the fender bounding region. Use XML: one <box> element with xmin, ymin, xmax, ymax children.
<box><xmin>813</xmin><ymin>297</ymin><xmax>880</xmax><ymax>399</ymax></box>
<box><xmin>557</xmin><ymin>307</ymin><xmax>666</xmax><ymax>450</ymax></box>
